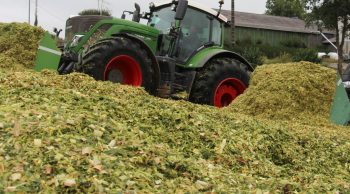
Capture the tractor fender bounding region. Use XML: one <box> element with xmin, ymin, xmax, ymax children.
<box><xmin>111</xmin><ymin>33</ymin><xmax>160</xmax><ymax>88</ymax></box>
<box><xmin>196</xmin><ymin>50</ymin><xmax>254</xmax><ymax>72</ymax></box>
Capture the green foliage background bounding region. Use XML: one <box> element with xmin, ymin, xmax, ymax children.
<box><xmin>266</xmin><ymin>0</ymin><xmax>307</xmax><ymax>19</ymax></box>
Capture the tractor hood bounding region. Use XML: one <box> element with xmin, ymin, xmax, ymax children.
<box><xmin>65</xmin><ymin>15</ymin><xmax>113</xmax><ymax>43</ymax></box>
<box><xmin>66</xmin><ymin>16</ymin><xmax>160</xmax><ymax>53</ymax></box>
<box><xmin>105</xmin><ymin>17</ymin><xmax>160</xmax><ymax>37</ymax></box>
<box><xmin>65</xmin><ymin>16</ymin><xmax>160</xmax><ymax>42</ymax></box>
<box><xmin>101</xmin><ymin>18</ymin><xmax>160</xmax><ymax>52</ymax></box>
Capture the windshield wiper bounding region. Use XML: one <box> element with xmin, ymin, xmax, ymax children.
<box><xmin>197</xmin><ymin>41</ymin><xmax>215</xmax><ymax>51</ymax></box>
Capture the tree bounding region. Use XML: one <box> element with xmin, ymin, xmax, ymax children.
<box><xmin>266</xmin><ymin>0</ymin><xmax>307</xmax><ymax>19</ymax></box>
<box><xmin>306</xmin><ymin>0</ymin><xmax>350</xmax><ymax>75</ymax></box>
<box><xmin>78</xmin><ymin>9</ymin><xmax>111</xmax><ymax>16</ymax></box>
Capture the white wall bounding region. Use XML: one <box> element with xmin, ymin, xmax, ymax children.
<box><xmin>345</xmin><ymin>40</ymin><xmax>350</xmax><ymax>55</ymax></box>
<box><xmin>345</xmin><ymin>30</ymin><xmax>350</xmax><ymax>55</ymax></box>
<box><xmin>339</xmin><ymin>21</ymin><xmax>350</xmax><ymax>55</ymax></box>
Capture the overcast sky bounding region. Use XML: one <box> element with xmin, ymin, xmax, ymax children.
<box><xmin>0</xmin><ymin>0</ymin><xmax>267</xmax><ymax>38</ymax></box>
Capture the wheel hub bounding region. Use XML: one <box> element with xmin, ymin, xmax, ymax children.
<box><xmin>103</xmin><ymin>55</ymin><xmax>142</xmax><ymax>86</ymax></box>
<box><xmin>107</xmin><ymin>69</ymin><xmax>124</xmax><ymax>83</ymax></box>
<box><xmin>214</xmin><ymin>78</ymin><xmax>246</xmax><ymax>108</ymax></box>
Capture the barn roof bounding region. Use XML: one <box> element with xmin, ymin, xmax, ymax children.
<box><xmin>220</xmin><ymin>10</ymin><xmax>334</xmax><ymax>35</ymax></box>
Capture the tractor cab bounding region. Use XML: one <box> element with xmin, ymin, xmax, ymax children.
<box><xmin>147</xmin><ymin>0</ymin><xmax>228</xmax><ymax>62</ymax></box>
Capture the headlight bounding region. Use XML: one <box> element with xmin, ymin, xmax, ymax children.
<box><xmin>70</xmin><ymin>35</ymin><xmax>84</xmax><ymax>47</ymax></box>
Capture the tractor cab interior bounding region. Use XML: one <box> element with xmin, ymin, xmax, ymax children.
<box><xmin>148</xmin><ymin>5</ymin><xmax>223</xmax><ymax>62</ymax></box>
<box><xmin>177</xmin><ymin>8</ymin><xmax>222</xmax><ymax>61</ymax></box>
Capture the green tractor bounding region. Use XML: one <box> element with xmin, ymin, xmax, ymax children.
<box><xmin>35</xmin><ymin>0</ymin><xmax>254</xmax><ymax>107</ymax></box>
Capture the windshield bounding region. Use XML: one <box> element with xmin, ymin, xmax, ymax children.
<box><xmin>148</xmin><ymin>7</ymin><xmax>175</xmax><ymax>33</ymax></box>
<box><xmin>177</xmin><ymin>8</ymin><xmax>223</xmax><ymax>61</ymax></box>
<box><xmin>148</xmin><ymin>6</ymin><xmax>223</xmax><ymax>62</ymax></box>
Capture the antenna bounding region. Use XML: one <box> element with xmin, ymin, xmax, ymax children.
<box><xmin>97</xmin><ymin>0</ymin><xmax>100</xmax><ymax>14</ymax></box>
<box><xmin>28</xmin><ymin>0</ymin><xmax>31</xmax><ymax>24</ymax></box>
<box><xmin>97</xmin><ymin>0</ymin><xmax>105</xmax><ymax>15</ymax></box>
<box><xmin>34</xmin><ymin>0</ymin><xmax>38</xmax><ymax>26</ymax></box>
<box><xmin>100</xmin><ymin>0</ymin><xmax>103</xmax><ymax>15</ymax></box>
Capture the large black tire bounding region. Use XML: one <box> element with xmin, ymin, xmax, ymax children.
<box><xmin>81</xmin><ymin>37</ymin><xmax>157</xmax><ymax>94</ymax></box>
<box><xmin>189</xmin><ymin>58</ymin><xmax>250</xmax><ymax>107</ymax></box>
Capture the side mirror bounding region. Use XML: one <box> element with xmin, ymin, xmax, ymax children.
<box><xmin>53</xmin><ymin>28</ymin><xmax>62</xmax><ymax>38</ymax></box>
<box><xmin>56</xmin><ymin>29</ymin><xmax>62</xmax><ymax>38</ymax></box>
<box><xmin>121</xmin><ymin>13</ymin><xmax>126</xmax><ymax>19</ymax></box>
<box><xmin>132</xmin><ymin>3</ymin><xmax>141</xmax><ymax>23</ymax></box>
<box><xmin>175</xmin><ymin>0</ymin><xmax>188</xmax><ymax>20</ymax></box>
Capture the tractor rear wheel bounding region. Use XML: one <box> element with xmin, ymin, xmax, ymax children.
<box><xmin>189</xmin><ymin>58</ymin><xmax>250</xmax><ymax>108</ymax></box>
<box><xmin>81</xmin><ymin>37</ymin><xmax>157</xmax><ymax>94</ymax></box>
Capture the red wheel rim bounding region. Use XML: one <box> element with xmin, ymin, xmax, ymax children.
<box><xmin>103</xmin><ymin>55</ymin><xmax>142</xmax><ymax>86</ymax></box>
<box><xmin>214</xmin><ymin>78</ymin><xmax>246</xmax><ymax>108</ymax></box>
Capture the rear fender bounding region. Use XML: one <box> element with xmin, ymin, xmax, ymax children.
<box><xmin>187</xmin><ymin>49</ymin><xmax>254</xmax><ymax>72</ymax></box>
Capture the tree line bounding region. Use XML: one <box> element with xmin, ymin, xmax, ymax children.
<box><xmin>266</xmin><ymin>0</ymin><xmax>350</xmax><ymax>74</ymax></box>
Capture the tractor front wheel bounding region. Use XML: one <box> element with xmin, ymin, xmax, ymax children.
<box><xmin>189</xmin><ymin>58</ymin><xmax>250</xmax><ymax>108</ymax></box>
<box><xmin>81</xmin><ymin>37</ymin><xmax>157</xmax><ymax>94</ymax></box>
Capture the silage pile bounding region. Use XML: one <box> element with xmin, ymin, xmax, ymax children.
<box><xmin>1</xmin><ymin>70</ymin><xmax>350</xmax><ymax>193</ymax></box>
<box><xmin>231</xmin><ymin>62</ymin><xmax>337</xmax><ymax>124</ymax></box>
<box><xmin>0</xmin><ymin>22</ymin><xmax>44</xmax><ymax>69</ymax></box>
<box><xmin>0</xmin><ymin>23</ymin><xmax>350</xmax><ymax>193</ymax></box>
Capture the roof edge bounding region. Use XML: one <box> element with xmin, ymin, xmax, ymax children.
<box><xmin>153</xmin><ymin>0</ymin><xmax>228</xmax><ymax>23</ymax></box>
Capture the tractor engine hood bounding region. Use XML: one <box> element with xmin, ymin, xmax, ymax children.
<box><xmin>65</xmin><ymin>15</ymin><xmax>113</xmax><ymax>43</ymax></box>
<box><xmin>65</xmin><ymin>16</ymin><xmax>160</xmax><ymax>53</ymax></box>
<box><xmin>65</xmin><ymin>15</ymin><xmax>160</xmax><ymax>41</ymax></box>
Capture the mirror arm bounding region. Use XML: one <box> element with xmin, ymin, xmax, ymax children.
<box><xmin>121</xmin><ymin>11</ymin><xmax>133</xmax><ymax>19</ymax></box>
<box><xmin>217</xmin><ymin>0</ymin><xmax>224</xmax><ymax>17</ymax></box>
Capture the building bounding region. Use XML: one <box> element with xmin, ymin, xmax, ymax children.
<box><xmin>220</xmin><ymin>10</ymin><xmax>335</xmax><ymax>49</ymax></box>
<box><xmin>339</xmin><ymin>21</ymin><xmax>350</xmax><ymax>55</ymax></box>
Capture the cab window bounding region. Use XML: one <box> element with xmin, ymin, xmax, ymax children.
<box><xmin>178</xmin><ymin>8</ymin><xmax>210</xmax><ymax>61</ymax></box>
<box><xmin>148</xmin><ymin>7</ymin><xmax>174</xmax><ymax>34</ymax></box>
<box><xmin>212</xmin><ymin>19</ymin><xmax>222</xmax><ymax>45</ymax></box>
<box><xmin>177</xmin><ymin>8</ymin><xmax>222</xmax><ymax>61</ymax></box>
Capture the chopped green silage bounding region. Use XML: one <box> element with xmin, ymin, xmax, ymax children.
<box><xmin>0</xmin><ymin>70</ymin><xmax>350</xmax><ymax>193</ymax></box>
<box><xmin>0</xmin><ymin>23</ymin><xmax>349</xmax><ymax>193</ymax></box>
<box><xmin>231</xmin><ymin>62</ymin><xmax>337</xmax><ymax>125</ymax></box>
<box><xmin>0</xmin><ymin>22</ymin><xmax>44</xmax><ymax>69</ymax></box>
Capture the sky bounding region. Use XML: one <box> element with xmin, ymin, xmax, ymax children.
<box><xmin>0</xmin><ymin>0</ymin><xmax>267</xmax><ymax>38</ymax></box>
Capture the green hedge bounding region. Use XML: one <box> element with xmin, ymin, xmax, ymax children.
<box><xmin>233</xmin><ymin>38</ymin><xmax>321</xmax><ymax>66</ymax></box>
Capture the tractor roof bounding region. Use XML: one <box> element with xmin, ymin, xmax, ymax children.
<box><xmin>152</xmin><ymin>0</ymin><xmax>228</xmax><ymax>23</ymax></box>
